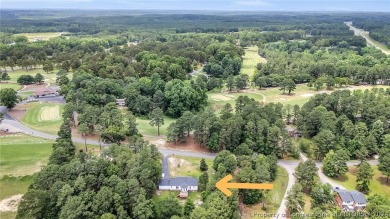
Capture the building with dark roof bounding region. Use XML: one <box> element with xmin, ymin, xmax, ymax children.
<box><xmin>34</xmin><ymin>87</ymin><xmax>58</xmax><ymax>97</ymax></box>
<box><xmin>116</xmin><ymin>99</ymin><xmax>126</xmax><ymax>107</ymax></box>
<box><xmin>334</xmin><ymin>189</ymin><xmax>367</xmax><ymax>211</ymax></box>
<box><xmin>158</xmin><ymin>177</ymin><xmax>198</xmax><ymax>198</ymax></box>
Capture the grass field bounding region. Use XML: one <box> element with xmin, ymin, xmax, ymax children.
<box><xmin>14</xmin><ymin>32</ymin><xmax>67</xmax><ymax>41</ymax></box>
<box><xmin>240</xmin><ymin>46</ymin><xmax>267</xmax><ymax>79</ymax></box>
<box><xmin>0</xmin><ymin>134</ymin><xmax>53</xmax><ymax>176</ymax></box>
<box><xmin>243</xmin><ymin>167</ymin><xmax>289</xmax><ymax>219</ymax></box>
<box><xmin>0</xmin><ymin>176</ymin><xmax>33</xmax><ymax>219</ymax></box>
<box><xmin>330</xmin><ymin>165</ymin><xmax>390</xmax><ymax>198</ymax></box>
<box><xmin>208</xmin><ymin>84</ymin><xmax>389</xmax><ymax>111</ymax></box>
<box><xmin>7</xmin><ymin>68</ymin><xmax>58</xmax><ymax>84</ymax></box>
<box><xmin>21</xmin><ymin>102</ymin><xmax>64</xmax><ymax>135</ymax></box>
<box><xmin>136</xmin><ymin>116</ymin><xmax>175</xmax><ymax>136</ymax></box>
<box><xmin>0</xmin><ymin>83</ymin><xmax>21</xmax><ymax>91</ymax></box>
<box><xmin>168</xmin><ymin>155</ymin><xmax>214</xmax><ymax>178</ymax></box>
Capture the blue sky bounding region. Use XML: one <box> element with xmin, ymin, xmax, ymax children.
<box><xmin>1</xmin><ymin>0</ymin><xmax>389</xmax><ymax>11</ymax></box>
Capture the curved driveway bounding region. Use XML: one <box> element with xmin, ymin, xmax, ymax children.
<box><xmin>0</xmin><ymin>105</ymin><xmax>379</xmax><ymax>219</ymax></box>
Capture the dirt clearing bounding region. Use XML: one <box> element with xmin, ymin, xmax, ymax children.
<box><xmin>0</xmin><ymin>194</ymin><xmax>23</xmax><ymax>212</ymax></box>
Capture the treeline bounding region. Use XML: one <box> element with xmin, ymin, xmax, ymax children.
<box><xmin>2</xmin><ymin>10</ymin><xmax>387</xmax><ymax>36</ymax></box>
<box><xmin>167</xmin><ymin>96</ymin><xmax>298</xmax><ymax>158</ymax></box>
<box><xmin>16</xmin><ymin>109</ymin><xmax>162</xmax><ymax>219</ymax></box>
<box><xmin>251</xmin><ymin>40</ymin><xmax>390</xmax><ymax>91</ymax></box>
<box><xmin>296</xmin><ymin>88</ymin><xmax>390</xmax><ymax>160</ymax></box>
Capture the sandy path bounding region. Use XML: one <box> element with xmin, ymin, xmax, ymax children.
<box><xmin>0</xmin><ymin>194</ymin><xmax>23</xmax><ymax>212</ymax></box>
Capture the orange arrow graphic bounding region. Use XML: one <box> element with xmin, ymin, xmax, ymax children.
<box><xmin>216</xmin><ymin>174</ymin><xmax>273</xmax><ymax>196</ymax></box>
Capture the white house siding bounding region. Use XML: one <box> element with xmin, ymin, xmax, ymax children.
<box><xmin>159</xmin><ymin>186</ymin><xmax>170</xmax><ymax>190</ymax></box>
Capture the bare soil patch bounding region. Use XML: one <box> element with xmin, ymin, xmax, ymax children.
<box><xmin>7</xmin><ymin>104</ymin><xmax>28</xmax><ymax>121</ymax></box>
<box><xmin>166</xmin><ymin>135</ymin><xmax>211</xmax><ymax>153</ymax></box>
<box><xmin>21</xmin><ymin>83</ymin><xmax>47</xmax><ymax>92</ymax></box>
<box><xmin>0</xmin><ymin>194</ymin><xmax>23</xmax><ymax>212</ymax></box>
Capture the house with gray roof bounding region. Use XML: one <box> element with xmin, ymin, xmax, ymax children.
<box><xmin>158</xmin><ymin>177</ymin><xmax>198</xmax><ymax>198</ymax></box>
<box><xmin>334</xmin><ymin>189</ymin><xmax>367</xmax><ymax>211</ymax></box>
<box><xmin>158</xmin><ymin>177</ymin><xmax>198</xmax><ymax>191</ymax></box>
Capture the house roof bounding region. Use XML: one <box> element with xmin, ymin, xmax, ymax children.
<box><xmin>34</xmin><ymin>87</ymin><xmax>57</xmax><ymax>96</ymax></box>
<box><xmin>350</xmin><ymin>191</ymin><xmax>367</xmax><ymax>204</ymax></box>
<box><xmin>159</xmin><ymin>177</ymin><xmax>198</xmax><ymax>187</ymax></box>
<box><xmin>335</xmin><ymin>189</ymin><xmax>354</xmax><ymax>203</ymax></box>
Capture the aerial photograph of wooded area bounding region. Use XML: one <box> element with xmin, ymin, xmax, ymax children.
<box><xmin>0</xmin><ymin>0</ymin><xmax>389</xmax><ymax>218</ymax></box>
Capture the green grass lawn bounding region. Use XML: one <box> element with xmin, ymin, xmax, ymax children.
<box><xmin>0</xmin><ymin>83</ymin><xmax>21</xmax><ymax>91</ymax></box>
<box><xmin>136</xmin><ymin>116</ymin><xmax>175</xmax><ymax>137</ymax></box>
<box><xmin>240</xmin><ymin>46</ymin><xmax>266</xmax><ymax>79</ymax></box>
<box><xmin>208</xmin><ymin>84</ymin><xmax>389</xmax><ymax>111</ymax></box>
<box><xmin>168</xmin><ymin>155</ymin><xmax>214</xmax><ymax>178</ymax></box>
<box><xmin>7</xmin><ymin>68</ymin><xmax>58</xmax><ymax>84</ymax></box>
<box><xmin>14</xmin><ymin>32</ymin><xmax>67</xmax><ymax>41</ymax></box>
<box><xmin>0</xmin><ymin>136</ymin><xmax>53</xmax><ymax>176</ymax></box>
<box><xmin>330</xmin><ymin>165</ymin><xmax>390</xmax><ymax>198</ymax></box>
<box><xmin>0</xmin><ymin>176</ymin><xmax>34</xmax><ymax>200</ymax></box>
<box><xmin>243</xmin><ymin>167</ymin><xmax>288</xmax><ymax>219</ymax></box>
<box><xmin>21</xmin><ymin>102</ymin><xmax>64</xmax><ymax>135</ymax></box>
<box><xmin>0</xmin><ymin>176</ymin><xmax>34</xmax><ymax>219</ymax></box>
<box><xmin>17</xmin><ymin>90</ymin><xmax>34</xmax><ymax>98</ymax></box>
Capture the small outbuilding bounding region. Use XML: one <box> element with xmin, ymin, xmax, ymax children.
<box><xmin>116</xmin><ymin>98</ymin><xmax>126</xmax><ymax>107</ymax></box>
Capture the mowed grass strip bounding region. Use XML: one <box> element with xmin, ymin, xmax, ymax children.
<box><xmin>0</xmin><ymin>83</ymin><xmax>21</xmax><ymax>91</ymax></box>
<box><xmin>208</xmin><ymin>84</ymin><xmax>390</xmax><ymax>112</ymax></box>
<box><xmin>21</xmin><ymin>102</ymin><xmax>64</xmax><ymax>135</ymax></box>
<box><xmin>14</xmin><ymin>32</ymin><xmax>67</xmax><ymax>41</ymax></box>
<box><xmin>0</xmin><ymin>141</ymin><xmax>52</xmax><ymax>176</ymax></box>
<box><xmin>240</xmin><ymin>46</ymin><xmax>266</xmax><ymax>79</ymax></box>
<box><xmin>7</xmin><ymin>68</ymin><xmax>57</xmax><ymax>84</ymax></box>
<box><xmin>136</xmin><ymin>116</ymin><xmax>175</xmax><ymax>136</ymax></box>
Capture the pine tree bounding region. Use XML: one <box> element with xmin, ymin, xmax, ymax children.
<box><xmin>200</xmin><ymin>158</ymin><xmax>208</xmax><ymax>171</ymax></box>
<box><xmin>356</xmin><ymin>161</ymin><xmax>374</xmax><ymax>194</ymax></box>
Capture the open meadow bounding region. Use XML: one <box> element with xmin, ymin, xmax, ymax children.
<box><xmin>208</xmin><ymin>84</ymin><xmax>389</xmax><ymax>112</ymax></box>
<box><xmin>7</xmin><ymin>69</ymin><xmax>57</xmax><ymax>85</ymax></box>
<box><xmin>14</xmin><ymin>32</ymin><xmax>67</xmax><ymax>41</ymax></box>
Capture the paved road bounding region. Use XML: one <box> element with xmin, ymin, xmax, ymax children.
<box><xmin>1</xmin><ymin>105</ymin><xmax>380</xmax><ymax>219</ymax></box>
<box><xmin>274</xmin><ymin>160</ymin><xmax>299</xmax><ymax>219</ymax></box>
<box><xmin>345</xmin><ymin>22</ymin><xmax>390</xmax><ymax>56</ymax></box>
<box><xmin>1</xmin><ymin>106</ymin><xmax>217</xmax><ymax>159</ymax></box>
